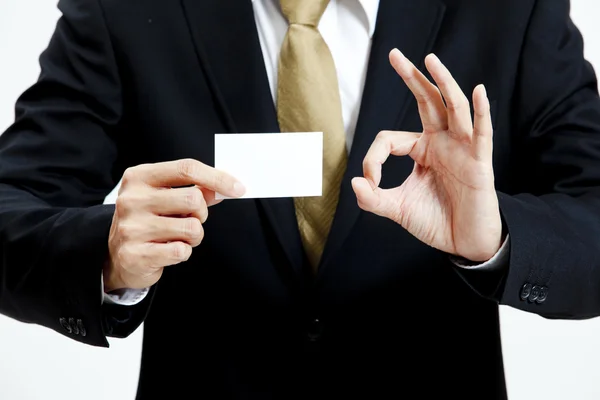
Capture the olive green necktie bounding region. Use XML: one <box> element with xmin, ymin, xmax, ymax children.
<box><xmin>276</xmin><ymin>0</ymin><xmax>348</xmax><ymax>271</ymax></box>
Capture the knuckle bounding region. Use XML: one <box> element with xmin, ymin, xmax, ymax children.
<box><xmin>116</xmin><ymin>223</ymin><xmax>135</xmax><ymax>241</ymax></box>
<box><xmin>374</xmin><ymin>130</ymin><xmax>394</xmax><ymax>150</ymax></box>
<box><xmin>474</xmin><ymin>110</ymin><xmax>486</xmax><ymax>119</ymax></box>
<box><xmin>183</xmin><ymin>190</ymin><xmax>202</xmax><ymax>209</ymax></box>
<box><xmin>177</xmin><ymin>159</ymin><xmax>199</xmax><ymax>180</ymax></box>
<box><xmin>121</xmin><ymin>167</ymin><xmax>139</xmax><ymax>187</ymax></box>
<box><xmin>447</xmin><ymin>96</ymin><xmax>469</xmax><ymax>112</ymax></box>
<box><xmin>172</xmin><ymin>242</ymin><xmax>191</xmax><ymax>261</ymax></box>
<box><xmin>115</xmin><ymin>192</ymin><xmax>143</xmax><ymax>215</ymax></box>
<box><xmin>114</xmin><ymin>195</ymin><xmax>128</xmax><ymax>216</ymax></box>
<box><xmin>446</xmin><ymin>102</ymin><xmax>460</xmax><ymax>112</ymax></box>
<box><xmin>362</xmin><ymin>157</ymin><xmax>369</xmax><ymax>169</ymax></box>
<box><xmin>362</xmin><ymin>155</ymin><xmax>375</xmax><ymax>171</ymax></box>
<box><xmin>475</xmin><ymin>103</ymin><xmax>490</xmax><ymax>117</ymax></box>
<box><xmin>183</xmin><ymin>218</ymin><xmax>203</xmax><ymax>239</ymax></box>
<box><xmin>116</xmin><ymin>192</ymin><xmax>132</xmax><ymax>208</ymax></box>
<box><xmin>376</xmin><ymin>130</ymin><xmax>390</xmax><ymax>141</ymax></box>
<box><xmin>437</xmin><ymin>80</ymin><xmax>450</xmax><ymax>93</ymax></box>
<box><xmin>374</xmin><ymin>130</ymin><xmax>392</xmax><ymax>146</ymax></box>
<box><xmin>416</xmin><ymin>94</ymin><xmax>432</xmax><ymax>106</ymax></box>
<box><xmin>403</xmin><ymin>71</ymin><xmax>416</xmax><ymax>83</ymax></box>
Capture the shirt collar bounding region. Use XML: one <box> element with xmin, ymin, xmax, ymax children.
<box><xmin>357</xmin><ymin>0</ymin><xmax>380</xmax><ymax>38</ymax></box>
<box><xmin>251</xmin><ymin>0</ymin><xmax>380</xmax><ymax>38</ymax></box>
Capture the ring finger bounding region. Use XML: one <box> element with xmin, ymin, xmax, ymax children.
<box><xmin>150</xmin><ymin>186</ymin><xmax>208</xmax><ymax>223</ymax></box>
<box><xmin>146</xmin><ymin>215</ymin><xmax>205</xmax><ymax>247</ymax></box>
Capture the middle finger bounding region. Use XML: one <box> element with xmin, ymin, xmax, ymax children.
<box><xmin>425</xmin><ymin>54</ymin><xmax>474</xmax><ymax>140</ymax></box>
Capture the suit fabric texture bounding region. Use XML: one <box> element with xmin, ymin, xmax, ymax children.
<box><xmin>2</xmin><ymin>0</ymin><xmax>600</xmax><ymax>398</ymax></box>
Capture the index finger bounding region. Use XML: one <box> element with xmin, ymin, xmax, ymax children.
<box><xmin>424</xmin><ymin>54</ymin><xmax>473</xmax><ymax>138</ymax></box>
<box><xmin>363</xmin><ymin>130</ymin><xmax>421</xmax><ymax>187</ymax></box>
<box><xmin>132</xmin><ymin>159</ymin><xmax>246</xmax><ymax>197</ymax></box>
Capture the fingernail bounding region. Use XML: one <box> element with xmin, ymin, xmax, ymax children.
<box><xmin>480</xmin><ymin>84</ymin><xmax>487</xmax><ymax>97</ymax></box>
<box><xmin>428</xmin><ymin>53</ymin><xmax>440</xmax><ymax>63</ymax></box>
<box><xmin>391</xmin><ymin>48</ymin><xmax>404</xmax><ymax>59</ymax></box>
<box><xmin>233</xmin><ymin>182</ymin><xmax>246</xmax><ymax>196</ymax></box>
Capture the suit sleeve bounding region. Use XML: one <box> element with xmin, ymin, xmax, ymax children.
<box><xmin>0</xmin><ymin>0</ymin><xmax>153</xmax><ymax>347</ymax></box>
<box><xmin>455</xmin><ymin>0</ymin><xmax>600</xmax><ymax>319</ymax></box>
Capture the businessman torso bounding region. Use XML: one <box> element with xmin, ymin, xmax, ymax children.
<box><xmin>110</xmin><ymin>1</ymin><xmax>518</xmax><ymax>397</ymax></box>
<box><xmin>2</xmin><ymin>0</ymin><xmax>595</xmax><ymax>398</ymax></box>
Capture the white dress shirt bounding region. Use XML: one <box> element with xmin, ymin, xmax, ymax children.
<box><xmin>103</xmin><ymin>0</ymin><xmax>509</xmax><ymax>306</ymax></box>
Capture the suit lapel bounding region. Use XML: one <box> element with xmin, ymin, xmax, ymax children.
<box><xmin>318</xmin><ymin>0</ymin><xmax>447</xmax><ymax>274</ymax></box>
<box><xmin>180</xmin><ymin>0</ymin><xmax>305</xmax><ymax>275</ymax></box>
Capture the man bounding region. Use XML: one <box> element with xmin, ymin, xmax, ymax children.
<box><xmin>1</xmin><ymin>0</ymin><xmax>600</xmax><ymax>398</ymax></box>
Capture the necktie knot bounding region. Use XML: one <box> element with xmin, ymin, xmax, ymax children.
<box><xmin>280</xmin><ymin>0</ymin><xmax>330</xmax><ymax>27</ymax></box>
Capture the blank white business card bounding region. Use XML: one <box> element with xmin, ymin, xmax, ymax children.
<box><xmin>214</xmin><ymin>132</ymin><xmax>323</xmax><ymax>199</ymax></box>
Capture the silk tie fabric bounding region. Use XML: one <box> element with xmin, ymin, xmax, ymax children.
<box><xmin>276</xmin><ymin>0</ymin><xmax>348</xmax><ymax>271</ymax></box>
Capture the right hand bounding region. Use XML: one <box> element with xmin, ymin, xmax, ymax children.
<box><xmin>103</xmin><ymin>159</ymin><xmax>245</xmax><ymax>293</ymax></box>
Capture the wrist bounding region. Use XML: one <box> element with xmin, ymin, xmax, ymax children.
<box><xmin>463</xmin><ymin>215</ymin><xmax>507</xmax><ymax>263</ymax></box>
<box><xmin>102</xmin><ymin>258</ymin><xmax>126</xmax><ymax>293</ymax></box>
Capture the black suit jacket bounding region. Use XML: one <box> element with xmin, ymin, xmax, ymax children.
<box><xmin>2</xmin><ymin>0</ymin><xmax>600</xmax><ymax>398</ymax></box>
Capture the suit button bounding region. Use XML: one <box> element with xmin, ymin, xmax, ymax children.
<box><xmin>59</xmin><ymin>317</ymin><xmax>72</xmax><ymax>334</ymax></box>
<box><xmin>307</xmin><ymin>319</ymin><xmax>323</xmax><ymax>342</ymax></box>
<box><xmin>529</xmin><ymin>285</ymin><xmax>541</xmax><ymax>302</ymax></box>
<box><xmin>536</xmin><ymin>286</ymin><xmax>548</xmax><ymax>304</ymax></box>
<box><xmin>77</xmin><ymin>319</ymin><xmax>87</xmax><ymax>337</ymax></box>
<box><xmin>520</xmin><ymin>283</ymin><xmax>532</xmax><ymax>301</ymax></box>
<box><xmin>68</xmin><ymin>318</ymin><xmax>79</xmax><ymax>335</ymax></box>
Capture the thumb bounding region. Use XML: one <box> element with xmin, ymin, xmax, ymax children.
<box><xmin>352</xmin><ymin>177</ymin><xmax>398</xmax><ymax>220</ymax></box>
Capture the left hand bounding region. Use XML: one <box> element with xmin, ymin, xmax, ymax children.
<box><xmin>351</xmin><ymin>49</ymin><xmax>503</xmax><ymax>262</ymax></box>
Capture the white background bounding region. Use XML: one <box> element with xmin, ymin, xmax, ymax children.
<box><xmin>1</xmin><ymin>1</ymin><xmax>600</xmax><ymax>399</ymax></box>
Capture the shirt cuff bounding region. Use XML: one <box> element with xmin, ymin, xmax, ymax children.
<box><xmin>100</xmin><ymin>272</ymin><xmax>150</xmax><ymax>306</ymax></box>
<box><xmin>450</xmin><ymin>234</ymin><xmax>510</xmax><ymax>271</ymax></box>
